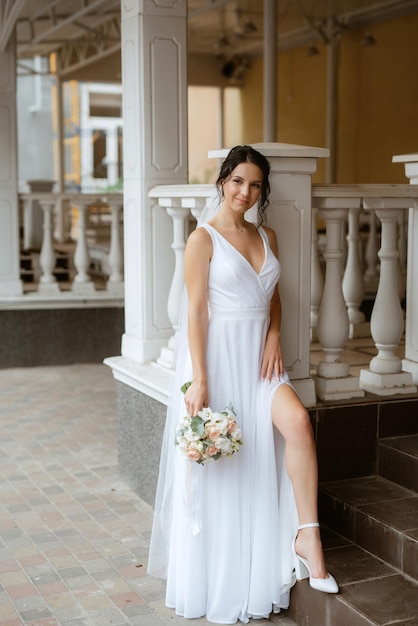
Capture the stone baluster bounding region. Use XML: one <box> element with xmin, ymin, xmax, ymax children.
<box><xmin>38</xmin><ymin>199</ymin><xmax>60</xmax><ymax>293</ymax></box>
<box><xmin>72</xmin><ymin>201</ymin><xmax>95</xmax><ymax>293</ymax></box>
<box><xmin>397</xmin><ymin>213</ymin><xmax>407</xmax><ymax>302</ymax></box>
<box><xmin>106</xmin><ymin>201</ymin><xmax>124</xmax><ymax>295</ymax></box>
<box><xmin>363</xmin><ymin>209</ymin><xmax>379</xmax><ymax>291</ymax></box>
<box><xmin>342</xmin><ymin>203</ymin><xmax>369</xmax><ymax>338</ymax></box>
<box><xmin>186</xmin><ymin>194</ymin><xmax>213</xmax><ymax>230</ymax></box>
<box><xmin>313</xmin><ymin>200</ymin><xmax>364</xmax><ymax>400</ymax></box>
<box><xmin>148</xmin><ymin>184</ymin><xmax>215</xmax><ymax>370</ymax></box>
<box><xmin>359</xmin><ymin>199</ymin><xmax>416</xmax><ymax>395</ymax></box>
<box><xmin>310</xmin><ymin>208</ymin><xmax>324</xmax><ymax>341</ymax></box>
<box><xmin>398</xmin><ymin>210</ymin><xmax>408</xmax><ymax>274</ymax></box>
<box><xmin>156</xmin><ymin>198</ymin><xmax>190</xmax><ymax>369</ymax></box>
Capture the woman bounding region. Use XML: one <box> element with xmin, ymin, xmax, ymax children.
<box><xmin>148</xmin><ymin>145</ymin><xmax>338</xmax><ymax>624</ymax></box>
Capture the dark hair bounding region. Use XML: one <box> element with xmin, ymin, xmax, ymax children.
<box><xmin>215</xmin><ymin>145</ymin><xmax>271</xmax><ymax>224</ymax></box>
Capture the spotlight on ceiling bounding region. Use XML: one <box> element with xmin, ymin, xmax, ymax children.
<box><xmin>307</xmin><ymin>44</ymin><xmax>319</xmax><ymax>56</ymax></box>
<box><xmin>243</xmin><ymin>19</ymin><xmax>257</xmax><ymax>35</ymax></box>
<box><xmin>361</xmin><ymin>31</ymin><xmax>376</xmax><ymax>46</ymax></box>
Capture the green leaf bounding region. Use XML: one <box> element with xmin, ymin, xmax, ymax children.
<box><xmin>190</xmin><ymin>416</ymin><xmax>204</xmax><ymax>436</ymax></box>
<box><xmin>181</xmin><ymin>381</ymin><xmax>192</xmax><ymax>394</ymax></box>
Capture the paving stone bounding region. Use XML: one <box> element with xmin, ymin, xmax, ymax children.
<box><xmin>0</xmin><ymin>364</ymin><xmax>299</xmax><ymax>626</ymax></box>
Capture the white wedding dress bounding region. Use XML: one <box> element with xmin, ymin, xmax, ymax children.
<box><xmin>148</xmin><ymin>224</ymin><xmax>298</xmax><ymax>624</ymax></box>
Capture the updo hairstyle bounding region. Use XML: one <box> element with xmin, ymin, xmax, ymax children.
<box><xmin>215</xmin><ymin>145</ymin><xmax>271</xmax><ymax>224</ymax></box>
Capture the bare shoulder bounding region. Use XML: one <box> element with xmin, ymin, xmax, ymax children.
<box><xmin>262</xmin><ymin>225</ymin><xmax>279</xmax><ymax>255</ymax></box>
<box><xmin>185</xmin><ymin>226</ymin><xmax>213</xmax><ymax>257</ymax></box>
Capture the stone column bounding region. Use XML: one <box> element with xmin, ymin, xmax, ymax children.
<box><xmin>392</xmin><ymin>153</ymin><xmax>418</xmax><ymax>384</ymax></box>
<box><xmin>209</xmin><ymin>143</ymin><xmax>329</xmax><ymax>407</ymax></box>
<box><xmin>120</xmin><ymin>0</ymin><xmax>188</xmax><ymax>364</ymax></box>
<box><xmin>0</xmin><ymin>33</ymin><xmax>22</xmax><ymax>296</ymax></box>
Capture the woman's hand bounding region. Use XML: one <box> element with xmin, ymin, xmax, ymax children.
<box><xmin>260</xmin><ymin>330</ymin><xmax>284</xmax><ymax>382</ymax></box>
<box><xmin>184</xmin><ymin>380</ymin><xmax>209</xmax><ymax>417</ymax></box>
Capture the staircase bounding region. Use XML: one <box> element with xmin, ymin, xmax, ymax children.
<box><xmin>287</xmin><ymin>400</ymin><xmax>418</xmax><ymax>626</ymax></box>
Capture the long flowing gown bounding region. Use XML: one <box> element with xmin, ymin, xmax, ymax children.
<box><xmin>148</xmin><ymin>223</ymin><xmax>298</xmax><ymax>624</ymax></box>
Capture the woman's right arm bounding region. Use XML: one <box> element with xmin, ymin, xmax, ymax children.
<box><xmin>183</xmin><ymin>227</ymin><xmax>212</xmax><ymax>417</ymax></box>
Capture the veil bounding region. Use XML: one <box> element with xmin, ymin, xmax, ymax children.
<box><xmin>147</xmin><ymin>182</ymin><xmax>261</xmax><ymax>578</ymax></box>
<box><xmin>147</xmin><ymin>187</ymin><xmax>219</xmax><ymax>578</ymax></box>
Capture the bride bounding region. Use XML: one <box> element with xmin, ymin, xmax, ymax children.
<box><xmin>148</xmin><ymin>145</ymin><xmax>338</xmax><ymax>624</ymax></box>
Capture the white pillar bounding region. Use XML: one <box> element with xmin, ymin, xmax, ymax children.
<box><xmin>51</xmin><ymin>58</ymin><xmax>66</xmax><ymax>243</ymax></box>
<box><xmin>0</xmin><ymin>33</ymin><xmax>22</xmax><ymax>296</ymax></box>
<box><xmin>393</xmin><ymin>154</ymin><xmax>418</xmax><ymax>383</ymax></box>
<box><xmin>312</xmin><ymin>198</ymin><xmax>364</xmax><ymax>401</ymax></box>
<box><xmin>263</xmin><ymin>0</ymin><xmax>277</xmax><ymax>141</ymax></box>
<box><xmin>325</xmin><ymin>18</ymin><xmax>338</xmax><ymax>184</ymax></box>
<box><xmin>120</xmin><ymin>0</ymin><xmax>188</xmax><ymax>364</ymax></box>
<box><xmin>359</xmin><ymin>199</ymin><xmax>416</xmax><ymax>395</ymax></box>
<box><xmin>210</xmin><ymin>143</ymin><xmax>330</xmax><ymax>408</ymax></box>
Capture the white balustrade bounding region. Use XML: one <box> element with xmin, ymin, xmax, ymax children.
<box><xmin>106</xmin><ymin>201</ymin><xmax>124</xmax><ymax>295</ymax></box>
<box><xmin>16</xmin><ymin>179</ymin><xmax>418</xmax><ymax>404</ymax></box>
<box><xmin>342</xmin><ymin>204</ymin><xmax>368</xmax><ymax>338</ymax></box>
<box><xmin>313</xmin><ymin>197</ymin><xmax>364</xmax><ymax>400</ymax></box>
<box><xmin>159</xmin><ymin>201</ymin><xmax>190</xmax><ymax>369</ymax></box>
<box><xmin>149</xmin><ymin>184</ymin><xmax>213</xmax><ymax>370</ymax></box>
<box><xmin>72</xmin><ymin>201</ymin><xmax>96</xmax><ymax>293</ymax></box>
<box><xmin>38</xmin><ymin>199</ymin><xmax>60</xmax><ymax>293</ymax></box>
<box><xmin>310</xmin><ymin>208</ymin><xmax>324</xmax><ymax>341</ymax></box>
<box><xmin>19</xmin><ymin>192</ymin><xmax>124</xmax><ymax>297</ymax></box>
<box><xmin>360</xmin><ymin>198</ymin><xmax>417</xmax><ymax>395</ymax></box>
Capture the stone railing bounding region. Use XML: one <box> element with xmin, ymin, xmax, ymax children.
<box><xmin>312</xmin><ymin>184</ymin><xmax>417</xmax><ymax>400</ymax></box>
<box><xmin>148</xmin><ymin>184</ymin><xmax>217</xmax><ymax>369</ymax></box>
<box><xmin>18</xmin><ymin>192</ymin><xmax>124</xmax><ymax>301</ymax></box>
<box><xmin>149</xmin><ymin>182</ymin><xmax>418</xmax><ymax>402</ymax></box>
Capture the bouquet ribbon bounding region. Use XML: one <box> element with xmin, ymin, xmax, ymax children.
<box><xmin>187</xmin><ymin>461</ymin><xmax>202</xmax><ymax>536</ymax></box>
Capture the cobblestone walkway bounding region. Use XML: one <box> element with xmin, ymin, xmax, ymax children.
<box><xmin>0</xmin><ymin>364</ymin><xmax>296</xmax><ymax>626</ymax></box>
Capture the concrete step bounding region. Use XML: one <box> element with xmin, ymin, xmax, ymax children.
<box><xmin>319</xmin><ymin>475</ymin><xmax>418</xmax><ymax>582</ymax></box>
<box><xmin>287</xmin><ymin>524</ymin><xmax>418</xmax><ymax>626</ymax></box>
<box><xmin>378</xmin><ymin>434</ymin><xmax>418</xmax><ymax>493</ymax></box>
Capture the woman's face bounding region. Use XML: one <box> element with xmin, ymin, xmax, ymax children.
<box><xmin>221</xmin><ymin>162</ymin><xmax>263</xmax><ymax>214</ymax></box>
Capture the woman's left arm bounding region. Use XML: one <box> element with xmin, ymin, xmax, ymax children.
<box><xmin>260</xmin><ymin>227</ymin><xmax>284</xmax><ymax>381</ymax></box>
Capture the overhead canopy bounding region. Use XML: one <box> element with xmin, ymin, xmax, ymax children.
<box><xmin>1</xmin><ymin>0</ymin><xmax>417</xmax><ymax>81</ymax></box>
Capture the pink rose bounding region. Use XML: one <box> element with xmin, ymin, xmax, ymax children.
<box><xmin>227</xmin><ymin>422</ymin><xmax>236</xmax><ymax>434</ymax></box>
<box><xmin>186</xmin><ymin>449</ymin><xmax>201</xmax><ymax>461</ymax></box>
<box><xmin>206</xmin><ymin>426</ymin><xmax>221</xmax><ymax>440</ymax></box>
<box><xmin>206</xmin><ymin>446</ymin><xmax>218</xmax><ymax>456</ymax></box>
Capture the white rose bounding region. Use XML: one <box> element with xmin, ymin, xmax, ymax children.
<box><xmin>216</xmin><ymin>436</ymin><xmax>233</xmax><ymax>453</ymax></box>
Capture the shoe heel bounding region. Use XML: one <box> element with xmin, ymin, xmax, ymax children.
<box><xmin>294</xmin><ymin>555</ymin><xmax>309</xmax><ymax>581</ymax></box>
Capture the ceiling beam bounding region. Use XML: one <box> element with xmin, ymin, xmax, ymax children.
<box><xmin>189</xmin><ymin>0</ymin><xmax>235</xmax><ymax>18</ymax></box>
<box><xmin>17</xmin><ymin>0</ymin><xmax>116</xmax><ymax>54</ymax></box>
<box><xmin>0</xmin><ymin>0</ymin><xmax>26</xmax><ymax>52</ymax></box>
<box><xmin>58</xmin><ymin>42</ymin><xmax>120</xmax><ymax>76</ymax></box>
<box><xmin>54</xmin><ymin>16</ymin><xmax>120</xmax><ymax>76</ymax></box>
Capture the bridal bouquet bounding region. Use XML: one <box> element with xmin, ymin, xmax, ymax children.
<box><xmin>175</xmin><ymin>382</ymin><xmax>243</xmax><ymax>465</ymax></box>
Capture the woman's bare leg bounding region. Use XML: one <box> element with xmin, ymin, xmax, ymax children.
<box><xmin>272</xmin><ymin>383</ymin><xmax>328</xmax><ymax>579</ymax></box>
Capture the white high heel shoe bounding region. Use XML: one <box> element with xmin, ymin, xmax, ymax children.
<box><xmin>292</xmin><ymin>523</ymin><xmax>339</xmax><ymax>594</ymax></box>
